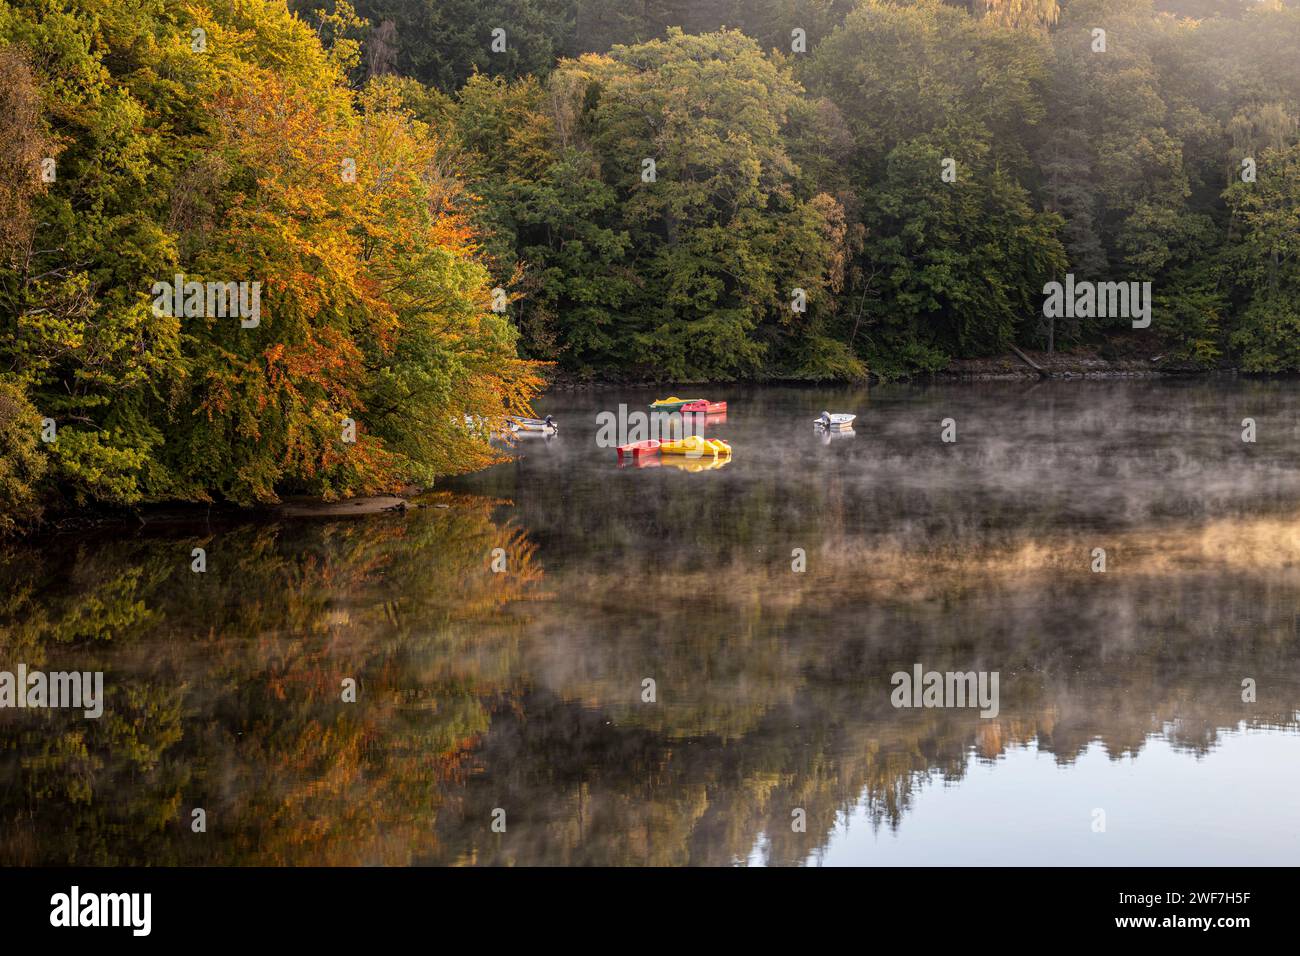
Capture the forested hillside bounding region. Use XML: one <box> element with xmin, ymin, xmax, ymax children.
<box><xmin>2</xmin><ymin>0</ymin><xmax>1299</xmax><ymax>523</ymax></box>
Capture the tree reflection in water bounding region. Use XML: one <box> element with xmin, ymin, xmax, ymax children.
<box><xmin>4</xmin><ymin>382</ymin><xmax>1300</xmax><ymax>865</ymax></box>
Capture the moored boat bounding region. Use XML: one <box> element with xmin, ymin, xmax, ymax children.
<box><xmin>617</xmin><ymin>439</ymin><xmax>661</xmax><ymax>461</ymax></box>
<box><xmin>680</xmin><ymin>400</ymin><xmax>728</xmax><ymax>414</ymax></box>
<box><xmin>813</xmin><ymin>411</ymin><xmax>856</xmax><ymax>430</ymax></box>
<box><xmin>510</xmin><ymin>415</ymin><xmax>557</xmax><ymax>433</ymax></box>
<box><xmin>649</xmin><ymin>396</ymin><xmax>705</xmax><ymax>412</ymax></box>
<box><xmin>659</xmin><ymin>435</ymin><xmax>731</xmax><ymax>457</ymax></box>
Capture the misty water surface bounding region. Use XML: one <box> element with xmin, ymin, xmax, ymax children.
<box><xmin>2</xmin><ymin>380</ymin><xmax>1299</xmax><ymax>865</ymax></box>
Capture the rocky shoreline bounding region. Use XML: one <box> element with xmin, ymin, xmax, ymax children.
<box><xmin>545</xmin><ymin>343</ymin><xmax>1209</xmax><ymax>388</ymax></box>
<box><xmin>936</xmin><ymin>348</ymin><xmax>1184</xmax><ymax>381</ymax></box>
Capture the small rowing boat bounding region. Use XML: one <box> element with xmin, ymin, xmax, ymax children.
<box><xmin>510</xmin><ymin>415</ymin><xmax>557</xmax><ymax>434</ymax></box>
<box><xmin>813</xmin><ymin>411</ymin><xmax>855</xmax><ymax>430</ymax></box>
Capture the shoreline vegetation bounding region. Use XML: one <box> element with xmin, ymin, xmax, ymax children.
<box><xmin>25</xmin><ymin>366</ymin><xmax>1236</xmax><ymax>538</ymax></box>
<box><xmin>2</xmin><ymin>0</ymin><xmax>1299</xmax><ymax>533</ymax></box>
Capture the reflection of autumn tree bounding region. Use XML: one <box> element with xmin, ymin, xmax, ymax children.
<box><xmin>450</xmin><ymin>510</ymin><xmax>1300</xmax><ymax>865</ymax></box>
<box><xmin>4</xmin><ymin>488</ymin><xmax>1300</xmax><ymax>864</ymax></box>
<box><xmin>0</xmin><ymin>495</ymin><xmax>541</xmax><ymax>864</ymax></box>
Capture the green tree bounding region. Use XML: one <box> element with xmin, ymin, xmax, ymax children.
<box><xmin>810</xmin><ymin>0</ymin><xmax>1064</xmax><ymax>374</ymax></box>
<box><xmin>0</xmin><ymin>0</ymin><xmax>543</xmax><ymax>520</ymax></box>
<box><xmin>455</xmin><ymin>28</ymin><xmax>857</xmax><ymax>380</ymax></box>
<box><xmin>1225</xmin><ymin>142</ymin><xmax>1300</xmax><ymax>370</ymax></box>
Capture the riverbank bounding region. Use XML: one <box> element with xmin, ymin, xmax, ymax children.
<box><xmin>545</xmin><ymin>339</ymin><xmax>1207</xmax><ymax>388</ymax></box>
<box><xmin>938</xmin><ymin>348</ymin><xmax>1175</xmax><ymax>381</ymax></box>
<box><xmin>937</xmin><ymin>332</ymin><xmax>1213</xmax><ymax>380</ymax></box>
<box><xmin>5</xmin><ymin>365</ymin><xmax>1233</xmax><ymax>540</ymax></box>
<box><xmin>29</xmin><ymin>494</ymin><xmax>421</xmax><ymax>539</ymax></box>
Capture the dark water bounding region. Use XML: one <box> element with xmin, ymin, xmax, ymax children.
<box><xmin>3</xmin><ymin>380</ymin><xmax>1299</xmax><ymax>865</ymax></box>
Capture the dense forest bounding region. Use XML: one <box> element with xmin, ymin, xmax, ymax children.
<box><xmin>2</xmin><ymin>0</ymin><xmax>1299</xmax><ymax>522</ymax></box>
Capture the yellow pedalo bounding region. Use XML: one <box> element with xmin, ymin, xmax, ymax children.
<box><xmin>658</xmin><ymin>435</ymin><xmax>731</xmax><ymax>458</ymax></box>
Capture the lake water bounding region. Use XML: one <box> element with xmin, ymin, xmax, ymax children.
<box><xmin>2</xmin><ymin>380</ymin><xmax>1299</xmax><ymax>865</ymax></box>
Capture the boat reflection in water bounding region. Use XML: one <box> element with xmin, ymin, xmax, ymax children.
<box><xmin>819</xmin><ymin>424</ymin><xmax>855</xmax><ymax>443</ymax></box>
<box><xmin>625</xmin><ymin>453</ymin><xmax>732</xmax><ymax>471</ymax></box>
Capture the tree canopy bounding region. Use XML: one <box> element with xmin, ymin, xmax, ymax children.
<box><xmin>3</xmin><ymin>0</ymin><xmax>1300</xmax><ymax>520</ymax></box>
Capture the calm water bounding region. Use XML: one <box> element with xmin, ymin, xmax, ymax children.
<box><xmin>3</xmin><ymin>380</ymin><xmax>1299</xmax><ymax>865</ymax></box>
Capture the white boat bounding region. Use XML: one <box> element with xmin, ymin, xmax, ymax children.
<box><xmin>813</xmin><ymin>411</ymin><xmax>856</xmax><ymax>430</ymax></box>
<box><xmin>463</xmin><ymin>414</ymin><xmax>557</xmax><ymax>438</ymax></box>
<box><xmin>509</xmin><ymin>415</ymin><xmax>557</xmax><ymax>434</ymax></box>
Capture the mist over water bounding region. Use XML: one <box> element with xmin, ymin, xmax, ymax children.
<box><xmin>3</xmin><ymin>380</ymin><xmax>1299</xmax><ymax>865</ymax></box>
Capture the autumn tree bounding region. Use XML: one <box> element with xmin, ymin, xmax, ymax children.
<box><xmin>0</xmin><ymin>0</ymin><xmax>543</xmax><ymax>520</ymax></box>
